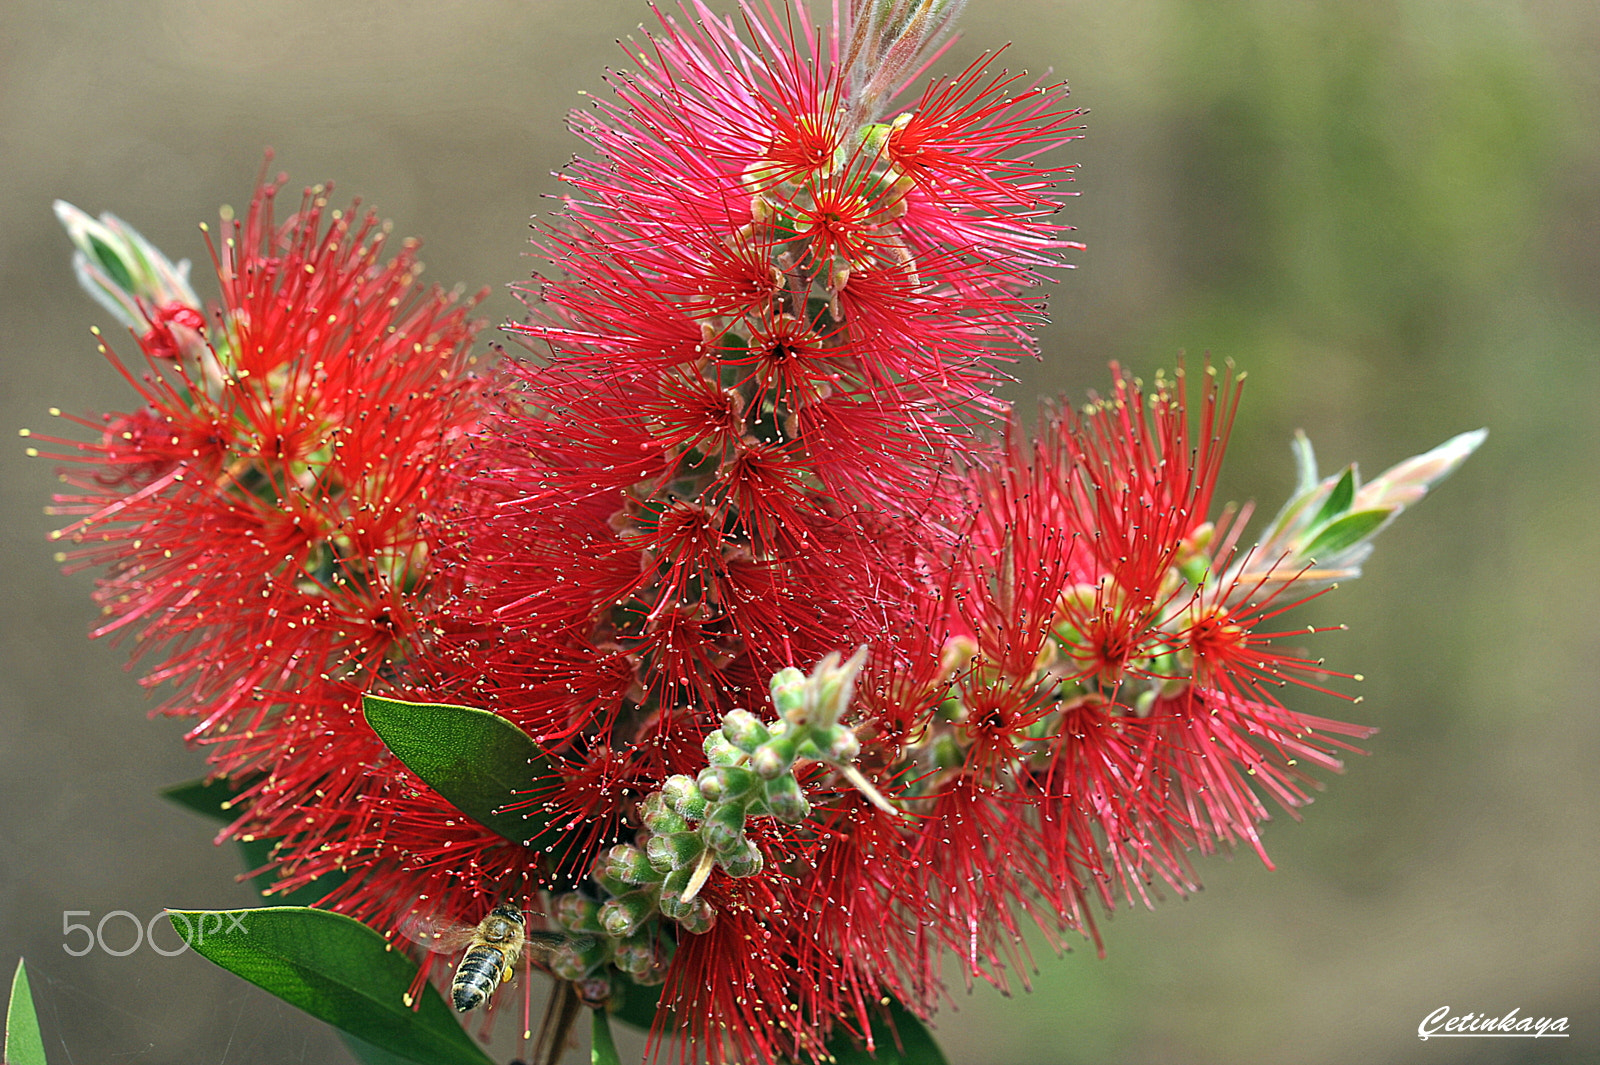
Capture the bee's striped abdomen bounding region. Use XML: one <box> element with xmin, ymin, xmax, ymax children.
<box><xmin>451</xmin><ymin>944</ymin><xmax>507</xmax><ymax>1012</ymax></box>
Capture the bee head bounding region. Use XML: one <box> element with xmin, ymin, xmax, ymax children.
<box><xmin>489</xmin><ymin>903</ymin><xmax>526</xmax><ymax>926</ymax></box>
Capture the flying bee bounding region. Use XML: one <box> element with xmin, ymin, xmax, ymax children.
<box><xmin>401</xmin><ymin>901</ymin><xmax>591</xmax><ymax>1065</ymax></box>
<box><xmin>403</xmin><ymin>902</ymin><xmax>565</xmax><ymax>1012</ymax></box>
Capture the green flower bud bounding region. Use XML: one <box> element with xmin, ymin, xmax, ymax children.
<box><xmin>612</xmin><ymin>933</ymin><xmax>662</xmax><ymax>977</ymax></box>
<box><xmin>599</xmin><ymin>890</ymin><xmax>658</xmax><ymax>939</ymax></box>
<box><xmin>699</xmin><ymin>763</ymin><xmax>759</xmax><ymax>803</ymax></box>
<box><xmin>718</xmin><ymin>837</ymin><xmax>764</xmax><ymax>879</ymax></box>
<box><xmin>597</xmin><ymin>845</ymin><xmax>655</xmax><ymax>890</ymax></box>
<box><xmin>762</xmin><ymin>773</ymin><xmax>811</xmax><ymax>823</ymax></box>
<box><xmin>719</xmin><ymin>708</ymin><xmax>771</xmax><ymax>752</ymax></box>
<box><xmin>646</xmin><ymin>830</ymin><xmax>705</xmax><ymax>873</ymax></box>
<box><xmin>677</xmin><ymin>898</ymin><xmax>716</xmax><ymax>935</ymax></box>
<box><xmin>703</xmin><ymin>728</ymin><xmax>742</xmax><ymax>766</ymax></box>
<box><xmin>751</xmin><ymin>733</ymin><xmax>800</xmax><ymax>779</ymax></box>
<box><xmin>548</xmin><ymin>934</ymin><xmax>609</xmax><ymax>981</ymax></box>
<box><xmin>661</xmin><ymin>773</ymin><xmax>708</xmax><ymax>821</ymax></box>
<box><xmin>812</xmin><ymin>723</ymin><xmax>860</xmax><ymax>763</ymax></box>
<box><xmin>552</xmin><ymin>892</ymin><xmax>602</xmax><ymax>932</ymax></box>
<box><xmin>640</xmin><ymin>791</ymin><xmax>690</xmax><ymax>836</ymax></box>
<box><xmin>769</xmin><ymin>666</ymin><xmax>808</xmax><ymax>721</ymax></box>
<box><xmin>701</xmin><ymin>801</ymin><xmax>748</xmax><ymax>856</ymax></box>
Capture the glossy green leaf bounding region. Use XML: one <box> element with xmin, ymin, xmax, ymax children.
<box><xmin>608</xmin><ymin>976</ymin><xmax>665</xmax><ymax>1034</ymax></box>
<box><xmin>1302</xmin><ymin>507</ymin><xmax>1393</xmax><ymax>559</ymax></box>
<box><xmin>340</xmin><ymin>1031</ymin><xmax>436</xmax><ymax>1065</ymax></box>
<box><xmin>169</xmin><ymin>907</ymin><xmax>492</xmax><ymax>1065</ymax></box>
<box><xmin>591</xmin><ymin>1007</ymin><xmax>622</xmax><ymax>1065</ymax></box>
<box><xmin>162</xmin><ymin>777</ymin><xmax>346</xmax><ymax>907</ymax></box>
<box><xmin>5</xmin><ymin>959</ymin><xmax>47</xmax><ymax>1065</ymax></box>
<box><xmin>362</xmin><ymin>695</ymin><xmax>563</xmax><ymax>850</ymax></box>
<box><xmin>829</xmin><ymin>997</ymin><xmax>949</xmax><ymax>1065</ymax></box>
<box><xmin>1308</xmin><ymin>465</ymin><xmax>1356</xmax><ymax>531</ymax></box>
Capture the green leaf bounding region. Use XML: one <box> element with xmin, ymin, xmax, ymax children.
<box><xmin>362</xmin><ymin>695</ymin><xmax>564</xmax><ymax>851</ymax></box>
<box><xmin>169</xmin><ymin>907</ymin><xmax>492</xmax><ymax>1065</ymax></box>
<box><xmin>162</xmin><ymin>778</ymin><xmax>346</xmax><ymax>907</ymax></box>
<box><xmin>828</xmin><ymin>997</ymin><xmax>949</xmax><ymax>1065</ymax></box>
<box><xmin>1308</xmin><ymin>465</ymin><xmax>1356</xmax><ymax>531</ymax></box>
<box><xmin>608</xmin><ymin>975</ymin><xmax>665</xmax><ymax>1034</ymax></box>
<box><xmin>5</xmin><ymin>959</ymin><xmax>47</xmax><ymax>1065</ymax></box>
<box><xmin>87</xmin><ymin>234</ymin><xmax>135</xmax><ymax>293</ymax></box>
<box><xmin>1302</xmin><ymin>507</ymin><xmax>1394</xmax><ymax>559</ymax></box>
<box><xmin>591</xmin><ymin>1007</ymin><xmax>622</xmax><ymax>1065</ymax></box>
<box><xmin>340</xmin><ymin>1031</ymin><xmax>437</xmax><ymax>1065</ymax></box>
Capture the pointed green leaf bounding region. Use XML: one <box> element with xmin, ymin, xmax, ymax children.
<box><xmin>608</xmin><ymin>976</ymin><xmax>665</xmax><ymax>1034</ymax></box>
<box><xmin>829</xmin><ymin>997</ymin><xmax>949</xmax><ymax>1065</ymax></box>
<box><xmin>169</xmin><ymin>907</ymin><xmax>492</xmax><ymax>1065</ymax></box>
<box><xmin>340</xmin><ymin>1031</ymin><xmax>437</xmax><ymax>1065</ymax></box>
<box><xmin>591</xmin><ymin>1007</ymin><xmax>622</xmax><ymax>1065</ymax></box>
<box><xmin>162</xmin><ymin>778</ymin><xmax>346</xmax><ymax>907</ymax></box>
<box><xmin>6</xmin><ymin>959</ymin><xmax>47</xmax><ymax>1065</ymax></box>
<box><xmin>1308</xmin><ymin>465</ymin><xmax>1356</xmax><ymax>532</ymax></box>
<box><xmin>87</xmin><ymin>234</ymin><xmax>135</xmax><ymax>293</ymax></box>
<box><xmin>1302</xmin><ymin>508</ymin><xmax>1394</xmax><ymax>559</ymax></box>
<box><xmin>362</xmin><ymin>695</ymin><xmax>563</xmax><ymax>850</ymax></box>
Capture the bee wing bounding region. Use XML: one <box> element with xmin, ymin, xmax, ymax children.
<box><xmin>396</xmin><ymin>907</ymin><xmax>477</xmax><ymax>955</ymax></box>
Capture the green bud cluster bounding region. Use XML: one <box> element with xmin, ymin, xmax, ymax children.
<box><xmin>540</xmin><ymin>889</ymin><xmax>670</xmax><ymax>996</ymax></box>
<box><xmin>577</xmin><ymin>649</ymin><xmax>897</xmax><ymax>941</ymax></box>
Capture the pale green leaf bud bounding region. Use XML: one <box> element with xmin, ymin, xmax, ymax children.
<box><xmin>53</xmin><ymin>200</ymin><xmax>201</xmax><ymax>331</ymax></box>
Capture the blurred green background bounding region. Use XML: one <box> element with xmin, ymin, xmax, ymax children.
<box><xmin>2</xmin><ymin>1</ymin><xmax>1595</xmax><ymax>1062</ymax></box>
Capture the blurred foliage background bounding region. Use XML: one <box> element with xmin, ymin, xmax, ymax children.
<box><xmin>2</xmin><ymin>1</ymin><xmax>1595</xmax><ymax>1062</ymax></box>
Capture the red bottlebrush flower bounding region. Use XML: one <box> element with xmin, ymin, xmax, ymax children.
<box><xmin>926</xmin><ymin>362</ymin><xmax>1372</xmax><ymax>958</ymax></box>
<box><xmin>42</xmin><ymin>174</ymin><xmax>487</xmax><ymax>781</ymax></box>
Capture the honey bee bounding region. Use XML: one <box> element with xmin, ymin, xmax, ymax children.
<box><xmin>402</xmin><ymin>901</ymin><xmax>589</xmax><ymax>1065</ymax></box>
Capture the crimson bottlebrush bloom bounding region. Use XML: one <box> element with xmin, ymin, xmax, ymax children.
<box><xmin>41</xmin><ymin>173</ymin><xmax>487</xmax><ymax>790</ymax></box>
<box><xmin>920</xmin><ymin>363</ymin><xmax>1375</xmax><ymax>960</ymax></box>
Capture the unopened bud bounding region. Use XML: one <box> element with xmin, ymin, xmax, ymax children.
<box><xmin>762</xmin><ymin>774</ymin><xmax>811</xmax><ymax>823</ymax></box>
<box><xmin>646</xmin><ymin>830</ymin><xmax>705</xmax><ymax>873</ymax></box>
<box><xmin>751</xmin><ymin>736</ymin><xmax>797</xmax><ymax>779</ymax></box>
<box><xmin>640</xmin><ymin>791</ymin><xmax>689</xmax><ymax>836</ymax></box>
<box><xmin>661</xmin><ymin>774</ymin><xmax>708</xmax><ymax>821</ymax></box>
<box><xmin>552</xmin><ymin>892</ymin><xmax>601</xmax><ymax>932</ymax></box>
<box><xmin>718</xmin><ymin>837</ymin><xmax>764</xmax><ymax>879</ymax></box>
<box><xmin>719</xmin><ymin>708</ymin><xmax>771</xmax><ymax>752</ymax></box>
<box><xmin>769</xmin><ymin>667</ymin><xmax>807</xmax><ymax>721</ymax></box>
<box><xmin>703</xmin><ymin>728</ymin><xmax>741</xmax><ymax>767</ymax></box>
<box><xmin>599</xmin><ymin>845</ymin><xmax>656</xmax><ymax>888</ymax></box>
<box><xmin>599</xmin><ymin>891</ymin><xmax>657</xmax><ymax>939</ymax></box>
<box><xmin>701</xmin><ymin>802</ymin><xmax>748</xmax><ymax>856</ymax></box>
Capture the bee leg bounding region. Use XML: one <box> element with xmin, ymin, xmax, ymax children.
<box><xmin>502</xmin><ymin>964</ymin><xmax>514</xmax><ymax>984</ymax></box>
